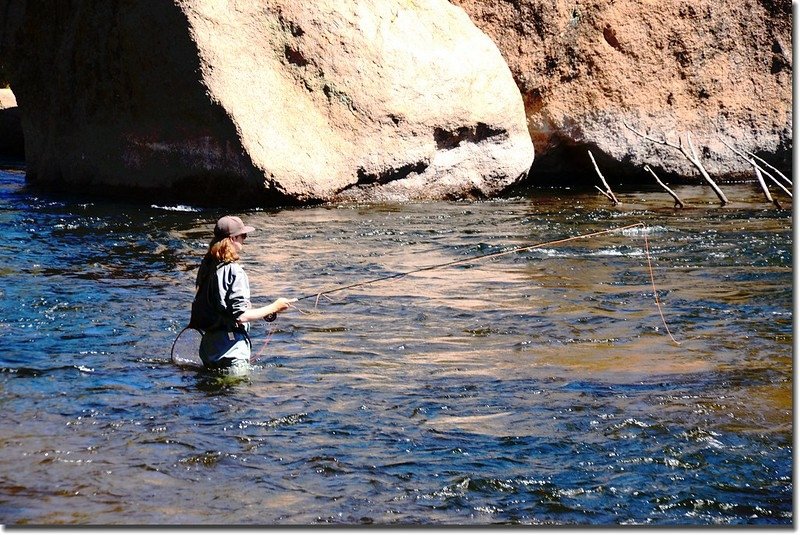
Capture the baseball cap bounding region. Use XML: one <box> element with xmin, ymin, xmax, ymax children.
<box><xmin>214</xmin><ymin>215</ymin><xmax>255</xmax><ymax>239</ymax></box>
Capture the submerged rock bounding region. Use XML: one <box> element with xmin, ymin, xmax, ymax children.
<box><xmin>0</xmin><ymin>0</ymin><xmax>533</xmax><ymax>204</ymax></box>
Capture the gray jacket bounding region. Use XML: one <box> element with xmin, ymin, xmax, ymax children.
<box><xmin>213</xmin><ymin>262</ymin><xmax>251</xmax><ymax>325</ymax></box>
<box><xmin>195</xmin><ymin>259</ymin><xmax>251</xmax><ymax>331</ymax></box>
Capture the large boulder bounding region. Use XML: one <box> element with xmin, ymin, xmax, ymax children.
<box><xmin>0</xmin><ymin>0</ymin><xmax>534</xmax><ymax>204</ymax></box>
<box><xmin>452</xmin><ymin>0</ymin><xmax>792</xmax><ymax>181</ymax></box>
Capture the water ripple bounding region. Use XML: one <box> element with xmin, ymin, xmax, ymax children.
<box><xmin>0</xmin><ymin>173</ymin><xmax>791</xmax><ymax>525</ymax></box>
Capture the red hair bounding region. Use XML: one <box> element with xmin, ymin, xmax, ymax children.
<box><xmin>206</xmin><ymin>237</ymin><xmax>240</xmax><ymax>263</ymax></box>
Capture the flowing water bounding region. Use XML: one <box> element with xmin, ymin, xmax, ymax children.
<box><xmin>0</xmin><ymin>169</ymin><xmax>792</xmax><ymax>526</ymax></box>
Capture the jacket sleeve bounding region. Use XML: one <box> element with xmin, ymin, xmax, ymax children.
<box><xmin>219</xmin><ymin>263</ymin><xmax>251</xmax><ymax>320</ymax></box>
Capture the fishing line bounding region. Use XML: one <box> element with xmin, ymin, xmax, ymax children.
<box><xmin>643</xmin><ymin>228</ymin><xmax>680</xmax><ymax>344</ymax></box>
<box><xmin>295</xmin><ymin>223</ymin><xmax>646</xmax><ymax>301</ymax></box>
<box><xmin>251</xmin><ymin>325</ymin><xmax>276</xmax><ymax>363</ymax></box>
<box><xmin>294</xmin><ymin>222</ymin><xmax>680</xmax><ymax>344</ymax></box>
<box><xmin>171</xmin><ymin>222</ymin><xmax>680</xmax><ymax>364</ymax></box>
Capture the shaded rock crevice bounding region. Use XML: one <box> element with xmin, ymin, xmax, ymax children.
<box><xmin>1</xmin><ymin>0</ymin><xmax>272</xmax><ymax>195</ymax></box>
<box><xmin>356</xmin><ymin>160</ymin><xmax>429</xmax><ymax>187</ymax></box>
<box><xmin>434</xmin><ymin>122</ymin><xmax>506</xmax><ymax>151</ymax></box>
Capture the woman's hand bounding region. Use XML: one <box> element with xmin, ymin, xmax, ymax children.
<box><xmin>271</xmin><ymin>297</ymin><xmax>296</xmax><ymax>313</ymax></box>
<box><xmin>237</xmin><ymin>298</ymin><xmax>298</xmax><ymax>324</ymax></box>
<box><xmin>264</xmin><ymin>297</ymin><xmax>297</xmax><ymax>322</ymax></box>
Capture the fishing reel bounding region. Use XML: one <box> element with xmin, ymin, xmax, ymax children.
<box><xmin>264</xmin><ymin>298</ymin><xmax>298</xmax><ymax>323</ymax></box>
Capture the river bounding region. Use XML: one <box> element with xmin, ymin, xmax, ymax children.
<box><xmin>0</xmin><ymin>169</ymin><xmax>792</xmax><ymax>525</ymax></box>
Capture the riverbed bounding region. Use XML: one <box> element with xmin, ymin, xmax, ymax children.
<box><xmin>0</xmin><ymin>169</ymin><xmax>792</xmax><ymax>525</ymax></box>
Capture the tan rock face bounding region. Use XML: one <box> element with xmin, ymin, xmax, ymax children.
<box><xmin>182</xmin><ymin>0</ymin><xmax>533</xmax><ymax>202</ymax></box>
<box><xmin>451</xmin><ymin>0</ymin><xmax>792</xmax><ymax>180</ymax></box>
<box><xmin>0</xmin><ymin>0</ymin><xmax>533</xmax><ymax>204</ymax></box>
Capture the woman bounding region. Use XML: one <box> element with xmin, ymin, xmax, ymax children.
<box><xmin>193</xmin><ymin>215</ymin><xmax>293</xmax><ymax>375</ymax></box>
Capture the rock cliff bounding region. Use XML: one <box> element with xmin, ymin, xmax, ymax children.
<box><xmin>0</xmin><ymin>0</ymin><xmax>533</xmax><ymax>204</ymax></box>
<box><xmin>451</xmin><ymin>0</ymin><xmax>792</xmax><ymax>182</ymax></box>
<box><xmin>0</xmin><ymin>0</ymin><xmax>791</xmax><ymax>201</ymax></box>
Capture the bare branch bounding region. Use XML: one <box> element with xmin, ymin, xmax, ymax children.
<box><xmin>628</xmin><ymin>124</ymin><xmax>728</xmax><ymax>205</ymax></box>
<box><xmin>763</xmin><ymin>169</ymin><xmax>792</xmax><ymax>198</ymax></box>
<box><xmin>753</xmin><ymin>165</ymin><xmax>782</xmax><ymax>209</ymax></box>
<box><xmin>746</xmin><ymin>150</ymin><xmax>791</xmax><ymax>186</ymax></box>
<box><xmin>594</xmin><ymin>185</ymin><xmax>614</xmax><ymax>201</ymax></box>
<box><xmin>623</xmin><ymin>123</ymin><xmax>681</xmax><ymax>150</ymax></box>
<box><xmin>684</xmin><ymin>132</ymin><xmax>729</xmax><ymax>205</ymax></box>
<box><xmin>644</xmin><ymin>165</ymin><xmax>685</xmax><ymax>208</ymax></box>
<box><xmin>588</xmin><ymin>150</ymin><xmax>620</xmax><ymax>205</ymax></box>
<box><xmin>720</xmin><ymin>138</ymin><xmax>791</xmax><ymax>199</ymax></box>
<box><xmin>720</xmin><ymin>138</ymin><xmax>750</xmax><ymax>162</ymax></box>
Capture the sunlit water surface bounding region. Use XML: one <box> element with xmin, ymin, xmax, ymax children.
<box><xmin>0</xmin><ymin>170</ymin><xmax>791</xmax><ymax>525</ymax></box>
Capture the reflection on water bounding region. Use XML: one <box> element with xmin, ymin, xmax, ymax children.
<box><xmin>0</xmin><ymin>170</ymin><xmax>791</xmax><ymax>525</ymax></box>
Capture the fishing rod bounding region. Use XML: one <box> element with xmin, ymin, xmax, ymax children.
<box><xmin>183</xmin><ymin>222</ymin><xmax>676</xmax><ymax>365</ymax></box>
<box><xmin>284</xmin><ymin>222</ymin><xmax>679</xmax><ymax>344</ymax></box>
<box><xmin>294</xmin><ymin>222</ymin><xmax>647</xmax><ymax>301</ymax></box>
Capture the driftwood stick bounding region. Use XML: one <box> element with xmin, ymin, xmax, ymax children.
<box><xmin>588</xmin><ymin>150</ymin><xmax>620</xmax><ymax>205</ymax></box>
<box><xmin>625</xmin><ymin>124</ymin><xmax>729</xmax><ymax>205</ymax></box>
<box><xmin>753</xmin><ymin>162</ymin><xmax>792</xmax><ymax>198</ymax></box>
<box><xmin>746</xmin><ymin>150</ymin><xmax>791</xmax><ymax>186</ymax></box>
<box><xmin>749</xmin><ymin>160</ymin><xmax>792</xmax><ymax>198</ymax></box>
<box><xmin>720</xmin><ymin>138</ymin><xmax>792</xmax><ymax>199</ymax></box>
<box><xmin>753</xmin><ymin>164</ymin><xmax>782</xmax><ymax>209</ymax></box>
<box><xmin>623</xmin><ymin>123</ymin><xmax>681</xmax><ymax>150</ymax></box>
<box><xmin>763</xmin><ymin>169</ymin><xmax>793</xmax><ymax>198</ymax></box>
<box><xmin>644</xmin><ymin>165</ymin><xmax>685</xmax><ymax>208</ymax></box>
<box><xmin>684</xmin><ymin>132</ymin><xmax>729</xmax><ymax>205</ymax></box>
<box><xmin>594</xmin><ymin>185</ymin><xmax>614</xmax><ymax>201</ymax></box>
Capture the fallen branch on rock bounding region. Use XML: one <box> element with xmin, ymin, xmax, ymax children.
<box><xmin>644</xmin><ymin>165</ymin><xmax>685</xmax><ymax>208</ymax></box>
<box><xmin>588</xmin><ymin>150</ymin><xmax>620</xmax><ymax>205</ymax></box>
<box><xmin>624</xmin><ymin>124</ymin><xmax>729</xmax><ymax>206</ymax></box>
